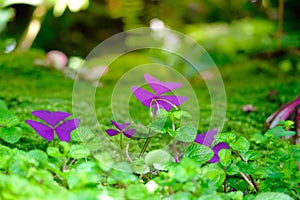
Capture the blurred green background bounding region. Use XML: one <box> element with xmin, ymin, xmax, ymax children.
<box><xmin>1</xmin><ymin>0</ymin><xmax>299</xmax><ymax>66</ymax></box>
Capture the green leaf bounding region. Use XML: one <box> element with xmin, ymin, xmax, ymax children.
<box><xmin>148</xmin><ymin>118</ymin><xmax>169</xmax><ymax>133</ymax></box>
<box><xmin>171</xmin><ymin>110</ymin><xmax>192</xmax><ymax>120</ymax></box>
<box><xmin>201</xmin><ymin>165</ymin><xmax>226</xmax><ymax>187</ymax></box>
<box><xmin>131</xmin><ymin>158</ymin><xmax>150</xmax><ymax>174</ymax></box>
<box><xmin>27</xmin><ymin>150</ymin><xmax>48</xmax><ymax>166</ymax></box>
<box><xmin>0</xmin><ymin>127</ymin><xmax>22</xmax><ymax>143</ymax></box>
<box><xmin>126</xmin><ymin>184</ymin><xmax>148</xmax><ymax>200</ymax></box>
<box><xmin>226</xmin><ymin>163</ymin><xmax>239</xmax><ymax>175</ymax></box>
<box><xmin>145</xmin><ymin>149</ymin><xmax>172</xmax><ymax>170</ymax></box>
<box><xmin>223</xmin><ymin>191</ymin><xmax>244</xmax><ymax>200</ymax></box>
<box><xmin>175</xmin><ymin>125</ymin><xmax>197</xmax><ymax>142</ymax></box>
<box><xmin>184</xmin><ymin>144</ymin><xmax>214</xmax><ymax>163</ymax></box>
<box><xmin>64</xmin><ymin>170</ymin><xmax>102</xmax><ymax>189</ymax></box>
<box><xmin>218</xmin><ymin>149</ymin><xmax>232</xmax><ymax>167</ymax></box>
<box><xmin>266</xmin><ymin>126</ymin><xmax>295</xmax><ymax>138</ymax></box>
<box><xmin>254</xmin><ymin>192</ymin><xmax>293</xmax><ymax>200</ymax></box>
<box><xmin>169</xmin><ymin>158</ymin><xmax>199</xmax><ymax>182</ymax></box>
<box><xmin>240</xmin><ymin>150</ymin><xmax>260</xmax><ymax>162</ymax></box>
<box><xmin>71</xmin><ymin>126</ymin><xmax>95</xmax><ymax>142</ymax></box>
<box><xmin>227</xmin><ymin>178</ymin><xmax>248</xmax><ymax>191</ymax></box>
<box><xmin>69</xmin><ymin>144</ymin><xmax>90</xmax><ymax>159</ymax></box>
<box><xmin>0</xmin><ymin>100</ymin><xmax>20</xmax><ymax>128</ymax></box>
<box><xmin>231</xmin><ymin>136</ymin><xmax>250</xmax><ymax>153</ymax></box>
<box><xmin>172</xmin><ymin>192</ymin><xmax>193</xmax><ymax>200</ymax></box>
<box><xmin>46</xmin><ymin>147</ymin><xmax>62</xmax><ymax>158</ymax></box>
<box><xmin>237</xmin><ymin>161</ymin><xmax>259</xmax><ymax>175</ymax></box>
<box><xmin>216</xmin><ymin>132</ymin><xmax>236</xmax><ymax>144</ymax></box>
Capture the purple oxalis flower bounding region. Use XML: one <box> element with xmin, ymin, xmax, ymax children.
<box><xmin>265</xmin><ymin>95</ymin><xmax>300</xmax><ymax>144</ymax></box>
<box><xmin>106</xmin><ymin>120</ymin><xmax>136</xmax><ymax>138</ymax></box>
<box><xmin>132</xmin><ymin>74</ymin><xmax>188</xmax><ymax>114</ymax></box>
<box><xmin>194</xmin><ymin>129</ymin><xmax>230</xmax><ymax>163</ymax></box>
<box><xmin>26</xmin><ymin>110</ymin><xmax>80</xmax><ymax>142</ymax></box>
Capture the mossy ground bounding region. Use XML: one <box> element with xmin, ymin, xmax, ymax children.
<box><xmin>0</xmin><ymin>50</ymin><xmax>299</xmax><ymax>150</ymax></box>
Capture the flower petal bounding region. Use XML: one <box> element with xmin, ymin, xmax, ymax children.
<box><xmin>161</xmin><ymin>95</ymin><xmax>188</xmax><ymax>107</ymax></box>
<box><xmin>111</xmin><ymin>120</ymin><xmax>130</xmax><ymax>131</ymax></box>
<box><xmin>132</xmin><ymin>86</ymin><xmax>156</xmax><ymax>107</ymax></box>
<box><xmin>194</xmin><ymin>129</ymin><xmax>218</xmax><ymax>146</ymax></box>
<box><xmin>105</xmin><ymin>129</ymin><xmax>120</xmax><ymax>136</ymax></box>
<box><xmin>32</xmin><ymin>110</ymin><xmax>70</xmax><ymax>127</ymax></box>
<box><xmin>144</xmin><ymin>74</ymin><xmax>183</xmax><ymax>95</ymax></box>
<box><xmin>209</xmin><ymin>142</ymin><xmax>230</xmax><ymax>163</ymax></box>
<box><xmin>123</xmin><ymin>129</ymin><xmax>136</xmax><ymax>138</ymax></box>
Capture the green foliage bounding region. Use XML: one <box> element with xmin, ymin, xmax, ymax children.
<box><xmin>0</xmin><ymin>50</ymin><xmax>299</xmax><ymax>199</ymax></box>
<box><xmin>145</xmin><ymin>149</ymin><xmax>172</xmax><ymax>170</ymax></box>
<box><xmin>254</xmin><ymin>192</ymin><xmax>294</xmax><ymax>200</ymax></box>
<box><xmin>174</xmin><ymin>125</ymin><xmax>197</xmax><ymax>142</ymax></box>
<box><xmin>219</xmin><ymin>149</ymin><xmax>232</xmax><ymax>167</ymax></box>
<box><xmin>0</xmin><ymin>100</ymin><xmax>22</xmax><ymax>143</ymax></box>
<box><xmin>184</xmin><ymin>144</ymin><xmax>214</xmax><ymax>163</ymax></box>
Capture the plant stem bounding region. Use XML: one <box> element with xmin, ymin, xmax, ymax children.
<box><xmin>224</xmin><ymin>167</ymin><xmax>227</xmax><ymax>193</ymax></box>
<box><xmin>120</xmin><ymin>134</ymin><xmax>123</xmax><ymax>161</ymax></box>
<box><xmin>240</xmin><ymin>171</ymin><xmax>257</xmax><ymax>193</ymax></box>
<box><xmin>171</xmin><ymin>121</ymin><xmax>178</xmax><ymax>162</ymax></box>
<box><xmin>237</xmin><ymin>152</ymin><xmax>259</xmax><ymax>192</ymax></box>
<box><xmin>139</xmin><ymin>134</ymin><xmax>152</xmax><ymax>158</ymax></box>
<box><xmin>126</xmin><ymin>144</ymin><xmax>132</xmax><ymax>163</ymax></box>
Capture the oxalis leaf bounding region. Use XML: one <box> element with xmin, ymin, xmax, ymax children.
<box><xmin>47</xmin><ymin>147</ymin><xmax>62</xmax><ymax>158</ymax></box>
<box><xmin>131</xmin><ymin>158</ymin><xmax>150</xmax><ymax>174</ymax></box>
<box><xmin>148</xmin><ymin>118</ymin><xmax>168</xmax><ymax>133</ymax></box>
<box><xmin>126</xmin><ymin>184</ymin><xmax>149</xmax><ymax>200</ymax></box>
<box><xmin>171</xmin><ymin>110</ymin><xmax>192</xmax><ymax>120</ymax></box>
<box><xmin>0</xmin><ymin>100</ymin><xmax>20</xmax><ymax>128</ymax></box>
<box><xmin>218</xmin><ymin>149</ymin><xmax>232</xmax><ymax>167</ymax></box>
<box><xmin>254</xmin><ymin>192</ymin><xmax>293</xmax><ymax>200</ymax></box>
<box><xmin>184</xmin><ymin>144</ymin><xmax>214</xmax><ymax>163</ymax></box>
<box><xmin>0</xmin><ymin>127</ymin><xmax>22</xmax><ymax>144</ymax></box>
<box><xmin>175</xmin><ymin>125</ymin><xmax>197</xmax><ymax>142</ymax></box>
<box><xmin>71</xmin><ymin>126</ymin><xmax>95</xmax><ymax>142</ymax></box>
<box><xmin>145</xmin><ymin>149</ymin><xmax>172</xmax><ymax>170</ymax></box>
<box><xmin>230</xmin><ymin>136</ymin><xmax>249</xmax><ymax>153</ymax></box>
<box><xmin>69</xmin><ymin>144</ymin><xmax>90</xmax><ymax>159</ymax></box>
<box><xmin>266</xmin><ymin>126</ymin><xmax>296</xmax><ymax>138</ymax></box>
<box><xmin>201</xmin><ymin>165</ymin><xmax>226</xmax><ymax>187</ymax></box>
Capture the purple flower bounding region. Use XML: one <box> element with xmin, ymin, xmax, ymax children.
<box><xmin>26</xmin><ymin>110</ymin><xmax>80</xmax><ymax>142</ymax></box>
<box><xmin>105</xmin><ymin>120</ymin><xmax>136</xmax><ymax>138</ymax></box>
<box><xmin>194</xmin><ymin>129</ymin><xmax>230</xmax><ymax>163</ymax></box>
<box><xmin>132</xmin><ymin>74</ymin><xmax>188</xmax><ymax>114</ymax></box>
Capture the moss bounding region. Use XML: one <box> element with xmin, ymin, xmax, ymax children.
<box><xmin>1</xmin><ymin>50</ymin><xmax>300</xmax><ymax>151</ymax></box>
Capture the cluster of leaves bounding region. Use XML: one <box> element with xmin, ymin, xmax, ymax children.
<box><xmin>0</xmin><ymin>126</ymin><xmax>298</xmax><ymax>199</ymax></box>
<box><xmin>0</xmin><ymin>69</ymin><xmax>299</xmax><ymax>199</ymax></box>
<box><xmin>0</xmin><ymin>100</ymin><xmax>23</xmax><ymax>144</ymax></box>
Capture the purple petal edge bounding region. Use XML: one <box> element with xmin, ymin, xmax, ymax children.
<box><xmin>105</xmin><ymin>129</ymin><xmax>120</xmax><ymax>137</ymax></box>
<box><xmin>209</xmin><ymin>142</ymin><xmax>230</xmax><ymax>163</ymax></box>
<box><xmin>194</xmin><ymin>129</ymin><xmax>218</xmax><ymax>146</ymax></box>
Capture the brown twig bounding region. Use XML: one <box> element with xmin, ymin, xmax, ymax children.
<box><xmin>237</xmin><ymin>152</ymin><xmax>259</xmax><ymax>192</ymax></box>
<box><xmin>240</xmin><ymin>171</ymin><xmax>257</xmax><ymax>193</ymax></box>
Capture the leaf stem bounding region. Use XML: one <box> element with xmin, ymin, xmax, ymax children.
<box><xmin>139</xmin><ymin>134</ymin><xmax>152</xmax><ymax>158</ymax></box>
<box><xmin>171</xmin><ymin>121</ymin><xmax>179</xmax><ymax>162</ymax></box>
<box><xmin>126</xmin><ymin>144</ymin><xmax>132</xmax><ymax>163</ymax></box>
<box><xmin>120</xmin><ymin>134</ymin><xmax>123</xmax><ymax>161</ymax></box>
<box><xmin>239</xmin><ymin>171</ymin><xmax>257</xmax><ymax>192</ymax></box>
<box><xmin>224</xmin><ymin>168</ymin><xmax>227</xmax><ymax>193</ymax></box>
<box><xmin>237</xmin><ymin>152</ymin><xmax>259</xmax><ymax>192</ymax></box>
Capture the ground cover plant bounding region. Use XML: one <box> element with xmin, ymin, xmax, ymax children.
<box><xmin>0</xmin><ymin>50</ymin><xmax>299</xmax><ymax>199</ymax></box>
